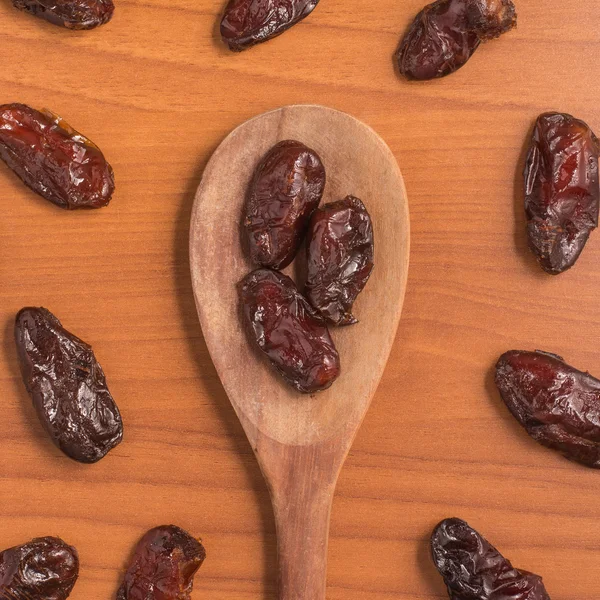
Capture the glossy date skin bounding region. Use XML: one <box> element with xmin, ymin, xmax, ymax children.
<box><xmin>241</xmin><ymin>269</ymin><xmax>340</xmax><ymax>393</ymax></box>
<box><xmin>12</xmin><ymin>0</ymin><xmax>114</xmax><ymax>29</ymax></box>
<box><xmin>0</xmin><ymin>537</ymin><xmax>79</xmax><ymax>600</ymax></box>
<box><xmin>524</xmin><ymin>113</ymin><xmax>600</xmax><ymax>274</ymax></box>
<box><xmin>117</xmin><ymin>525</ymin><xmax>206</xmax><ymax>600</ymax></box>
<box><xmin>306</xmin><ymin>195</ymin><xmax>374</xmax><ymax>325</ymax></box>
<box><xmin>0</xmin><ymin>104</ymin><xmax>114</xmax><ymax>209</ymax></box>
<box><xmin>15</xmin><ymin>307</ymin><xmax>123</xmax><ymax>463</ymax></box>
<box><xmin>244</xmin><ymin>140</ymin><xmax>325</xmax><ymax>269</ymax></box>
<box><xmin>221</xmin><ymin>0</ymin><xmax>319</xmax><ymax>51</ymax></box>
<box><xmin>396</xmin><ymin>0</ymin><xmax>517</xmax><ymax>80</ymax></box>
<box><xmin>431</xmin><ymin>518</ymin><xmax>550</xmax><ymax>600</ymax></box>
<box><xmin>495</xmin><ymin>350</ymin><xmax>600</xmax><ymax>468</ymax></box>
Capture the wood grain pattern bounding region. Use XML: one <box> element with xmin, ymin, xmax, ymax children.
<box><xmin>0</xmin><ymin>1</ymin><xmax>600</xmax><ymax>598</ymax></box>
<box><xmin>190</xmin><ymin>104</ymin><xmax>408</xmax><ymax>599</ymax></box>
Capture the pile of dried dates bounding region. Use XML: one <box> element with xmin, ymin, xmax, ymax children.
<box><xmin>240</xmin><ymin>140</ymin><xmax>374</xmax><ymax>393</ymax></box>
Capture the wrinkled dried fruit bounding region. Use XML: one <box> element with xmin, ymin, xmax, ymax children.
<box><xmin>221</xmin><ymin>0</ymin><xmax>319</xmax><ymax>51</ymax></box>
<box><xmin>524</xmin><ymin>112</ymin><xmax>600</xmax><ymax>274</ymax></box>
<box><xmin>0</xmin><ymin>537</ymin><xmax>79</xmax><ymax>600</ymax></box>
<box><xmin>495</xmin><ymin>350</ymin><xmax>600</xmax><ymax>468</ymax></box>
<box><xmin>0</xmin><ymin>104</ymin><xmax>114</xmax><ymax>209</ymax></box>
<box><xmin>244</xmin><ymin>140</ymin><xmax>325</xmax><ymax>269</ymax></box>
<box><xmin>241</xmin><ymin>268</ymin><xmax>340</xmax><ymax>393</ymax></box>
<box><xmin>305</xmin><ymin>195</ymin><xmax>374</xmax><ymax>325</ymax></box>
<box><xmin>396</xmin><ymin>0</ymin><xmax>517</xmax><ymax>80</ymax></box>
<box><xmin>431</xmin><ymin>518</ymin><xmax>550</xmax><ymax>600</ymax></box>
<box><xmin>15</xmin><ymin>307</ymin><xmax>123</xmax><ymax>463</ymax></box>
<box><xmin>117</xmin><ymin>525</ymin><xmax>206</xmax><ymax>600</ymax></box>
<box><xmin>12</xmin><ymin>0</ymin><xmax>114</xmax><ymax>29</ymax></box>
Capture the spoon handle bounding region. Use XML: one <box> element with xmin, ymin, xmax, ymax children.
<box><xmin>263</xmin><ymin>444</ymin><xmax>340</xmax><ymax>600</ymax></box>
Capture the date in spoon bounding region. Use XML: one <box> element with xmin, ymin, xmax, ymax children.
<box><xmin>190</xmin><ymin>104</ymin><xmax>409</xmax><ymax>599</ymax></box>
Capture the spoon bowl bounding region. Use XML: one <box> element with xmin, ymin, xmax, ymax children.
<box><xmin>190</xmin><ymin>104</ymin><xmax>409</xmax><ymax>599</ymax></box>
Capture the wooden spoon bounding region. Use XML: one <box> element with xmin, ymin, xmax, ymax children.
<box><xmin>190</xmin><ymin>105</ymin><xmax>409</xmax><ymax>599</ymax></box>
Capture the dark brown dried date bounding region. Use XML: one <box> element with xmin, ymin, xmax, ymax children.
<box><xmin>221</xmin><ymin>0</ymin><xmax>319</xmax><ymax>51</ymax></box>
<box><xmin>117</xmin><ymin>525</ymin><xmax>206</xmax><ymax>600</ymax></box>
<box><xmin>241</xmin><ymin>268</ymin><xmax>340</xmax><ymax>393</ymax></box>
<box><xmin>15</xmin><ymin>307</ymin><xmax>123</xmax><ymax>463</ymax></box>
<box><xmin>431</xmin><ymin>518</ymin><xmax>550</xmax><ymax>600</ymax></box>
<box><xmin>305</xmin><ymin>195</ymin><xmax>374</xmax><ymax>325</ymax></box>
<box><xmin>0</xmin><ymin>104</ymin><xmax>114</xmax><ymax>209</ymax></box>
<box><xmin>12</xmin><ymin>0</ymin><xmax>114</xmax><ymax>29</ymax></box>
<box><xmin>244</xmin><ymin>140</ymin><xmax>325</xmax><ymax>269</ymax></box>
<box><xmin>0</xmin><ymin>537</ymin><xmax>79</xmax><ymax>600</ymax></box>
<box><xmin>524</xmin><ymin>112</ymin><xmax>600</xmax><ymax>274</ymax></box>
<box><xmin>495</xmin><ymin>350</ymin><xmax>600</xmax><ymax>468</ymax></box>
<box><xmin>396</xmin><ymin>0</ymin><xmax>517</xmax><ymax>80</ymax></box>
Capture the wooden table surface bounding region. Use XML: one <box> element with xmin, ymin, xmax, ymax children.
<box><xmin>1</xmin><ymin>1</ymin><xmax>599</xmax><ymax>598</ymax></box>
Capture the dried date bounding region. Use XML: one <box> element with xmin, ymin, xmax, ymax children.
<box><xmin>12</xmin><ymin>0</ymin><xmax>114</xmax><ymax>29</ymax></box>
<box><xmin>244</xmin><ymin>140</ymin><xmax>325</xmax><ymax>269</ymax></box>
<box><xmin>0</xmin><ymin>537</ymin><xmax>79</xmax><ymax>600</ymax></box>
<box><xmin>15</xmin><ymin>307</ymin><xmax>123</xmax><ymax>463</ymax></box>
<box><xmin>241</xmin><ymin>268</ymin><xmax>340</xmax><ymax>393</ymax></box>
<box><xmin>0</xmin><ymin>104</ymin><xmax>114</xmax><ymax>209</ymax></box>
<box><xmin>495</xmin><ymin>350</ymin><xmax>600</xmax><ymax>468</ymax></box>
<box><xmin>431</xmin><ymin>518</ymin><xmax>550</xmax><ymax>600</ymax></box>
<box><xmin>221</xmin><ymin>0</ymin><xmax>319</xmax><ymax>52</ymax></box>
<box><xmin>117</xmin><ymin>525</ymin><xmax>206</xmax><ymax>600</ymax></box>
<box><xmin>305</xmin><ymin>195</ymin><xmax>374</xmax><ymax>325</ymax></box>
<box><xmin>396</xmin><ymin>0</ymin><xmax>517</xmax><ymax>80</ymax></box>
<box><xmin>524</xmin><ymin>112</ymin><xmax>600</xmax><ymax>274</ymax></box>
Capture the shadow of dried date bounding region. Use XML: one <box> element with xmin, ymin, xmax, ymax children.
<box><xmin>244</xmin><ymin>140</ymin><xmax>325</xmax><ymax>269</ymax></box>
<box><xmin>432</xmin><ymin>518</ymin><xmax>551</xmax><ymax>600</ymax></box>
<box><xmin>524</xmin><ymin>112</ymin><xmax>600</xmax><ymax>274</ymax></box>
<box><xmin>220</xmin><ymin>0</ymin><xmax>320</xmax><ymax>51</ymax></box>
<box><xmin>14</xmin><ymin>307</ymin><xmax>123</xmax><ymax>463</ymax></box>
<box><xmin>117</xmin><ymin>525</ymin><xmax>206</xmax><ymax>600</ymax></box>
<box><xmin>241</xmin><ymin>268</ymin><xmax>340</xmax><ymax>393</ymax></box>
<box><xmin>305</xmin><ymin>195</ymin><xmax>374</xmax><ymax>325</ymax></box>
<box><xmin>495</xmin><ymin>350</ymin><xmax>600</xmax><ymax>468</ymax></box>
<box><xmin>396</xmin><ymin>0</ymin><xmax>516</xmax><ymax>80</ymax></box>
<box><xmin>12</xmin><ymin>0</ymin><xmax>114</xmax><ymax>29</ymax></box>
<box><xmin>0</xmin><ymin>537</ymin><xmax>79</xmax><ymax>600</ymax></box>
<box><xmin>0</xmin><ymin>104</ymin><xmax>114</xmax><ymax>209</ymax></box>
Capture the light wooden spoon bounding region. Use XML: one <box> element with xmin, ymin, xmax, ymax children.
<box><xmin>190</xmin><ymin>105</ymin><xmax>409</xmax><ymax>599</ymax></box>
